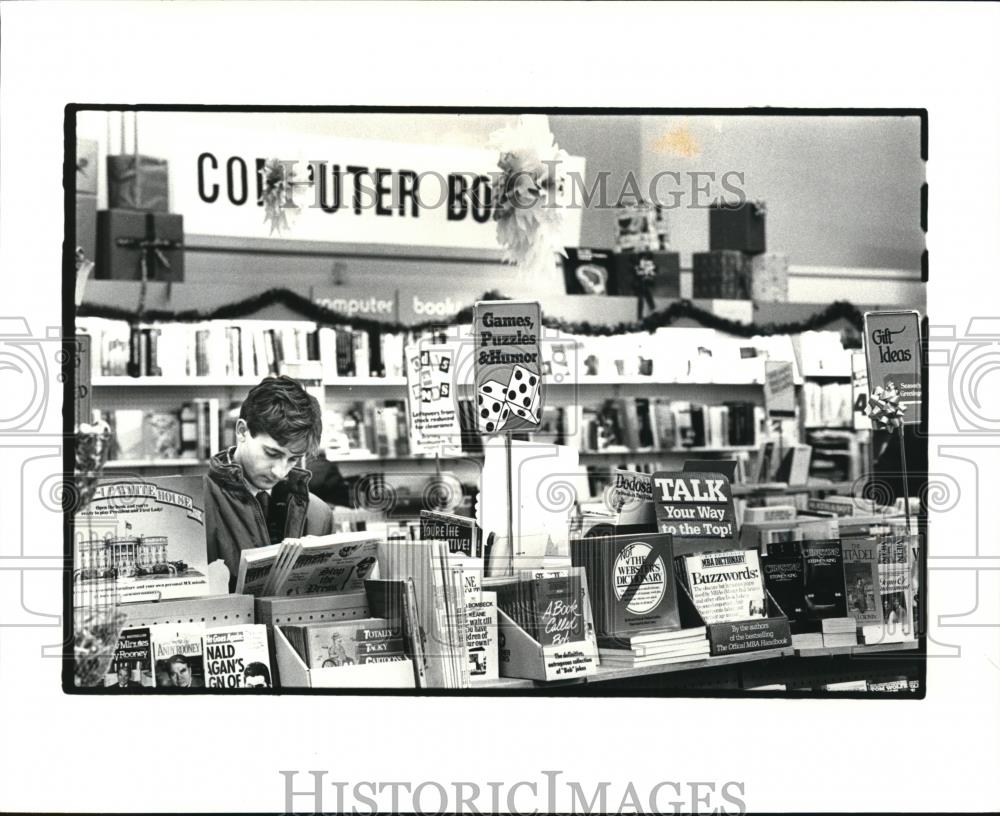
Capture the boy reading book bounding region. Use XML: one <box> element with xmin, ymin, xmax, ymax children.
<box><xmin>205</xmin><ymin>376</ymin><xmax>334</xmax><ymax>590</ymax></box>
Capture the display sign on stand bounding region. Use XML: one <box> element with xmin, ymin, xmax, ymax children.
<box><xmin>651</xmin><ymin>472</ymin><xmax>738</xmax><ymax>557</ymax></box>
<box><xmin>473</xmin><ymin>300</ymin><xmax>545</xmax><ymax>575</ymax></box>
<box><xmin>863</xmin><ymin>310</ymin><xmax>922</xmax><ymax>426</ymax></box>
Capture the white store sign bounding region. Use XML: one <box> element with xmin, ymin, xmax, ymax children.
<box><xmin>126</xmin><ymin>112</ymin><xmax>585</xmax><ymax>250</ymax></box>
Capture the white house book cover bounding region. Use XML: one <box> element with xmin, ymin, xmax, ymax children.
<box><xmin>73</xmin><ymin>475</ymin><xmax>210</xmax><ymax>607</ymax></box>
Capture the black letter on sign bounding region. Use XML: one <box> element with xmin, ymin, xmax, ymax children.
<box><xmin>227</xmin><ymin>157</ymin><xmax>248</xmax><ymax>206</ymax></box>
<box><xmin>197</xmin><ymin>152</ymin><xmax>219</xmax><ymax>203</ymax></box>
<box><xmin>448</xmin><ymin>174</ymin><xmax>468</xmax><ymax>221</ymax></box>
<box><xmin>398</xmin><ymin>170</ymin><xmax>419</xmax><ymax>217</ymax></box>
<box><xmin>309</xmin><ymin>161</ymin><xmax>341</xmax><ymax>213</ymax></box>
<box><xmin>345</xmin><ymin>165</ymin><xmax>370</xmax><ymax>215</ymax></box>
<box><xmin>374</xmin><ymin>168</ymin><xmax>393</xmax><ymax>217</ymax></box>
<box><xmin>471</xmin><ymin>175</ymin><xmax>492</xmax><ymax>223</ymax></box>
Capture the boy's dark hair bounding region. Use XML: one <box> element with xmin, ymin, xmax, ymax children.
<box><xmin>240</xmin><ymin>376</ymin><xmax>322</xmax><ymax>453</ymax></box>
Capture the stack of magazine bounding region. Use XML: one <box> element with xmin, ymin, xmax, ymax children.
<box><xmin>234</xmin><ymin>532</ymin><xmax>380</xmax><ymax>597</ymax></box>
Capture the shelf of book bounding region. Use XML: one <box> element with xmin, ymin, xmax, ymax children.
<box><xmin>103</xmin><ymin>458</ymin><xmax>205</xmax><ymax>469</ymax></box>
<box><xmin>793</xmin><ymin>639</ymin><xmax>919</xmax><ymax>659</ymax></box>
<box><xmin>476</xmin><ymin>646</ymin><xmax>798</xmax><ymax>689</ymax></box>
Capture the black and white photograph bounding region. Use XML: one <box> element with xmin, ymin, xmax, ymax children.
<box><xmin>1</xmin><ymin>3</ymin><xmax>998</xmax><ymax>814</ymax></box>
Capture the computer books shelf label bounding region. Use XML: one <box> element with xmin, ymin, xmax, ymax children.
<box><xmin>651</xmin><ymin>472</ymin><xmax>737</xmax><ymax>556</ymax></box>
<box><xmin>473</xmin><ymin>300</ymin><xmax>544</xmax><ymax>434</ymax></box>
<box><xmin>73</xmin><ymin>476</ymin><xmax>210</xmax><ymax>608</ymax></box>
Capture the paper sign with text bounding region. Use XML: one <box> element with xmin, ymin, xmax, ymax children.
<box><xmin>764</xmin><ymin>360</ymin><xmax>796</xmax><ymax>417</ymax></box>
<box><xmin>473</xmin><ymin>300</ymin><xmax>544</xmax><ymax>434</ymax></box>
<box><xmin>863</xmin><ymin>310</ymin><xmax>922</xmax><ymax>425</ymax></box>
<box><xmin>404</xmin><ymin>342</ymin><xmax>462</xmax><ymax>455</ymax></box>
<box><xmin>651</xmin><ymin>471</ymin><xmax>738</xmax><ymax>556</ymax></box>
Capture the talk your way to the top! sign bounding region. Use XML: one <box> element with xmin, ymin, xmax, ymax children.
<box><xmin>473</xmin><ymin>301</ymin><xmax>544</xmax><ymax>434</ymax></box>
<box><xmin>863</xmin><ymin>310</ymin><xmax>922</xmax><ymax>425</ymax></box>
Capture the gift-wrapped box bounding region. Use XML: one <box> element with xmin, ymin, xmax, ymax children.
<box><xmin>612</xmin><ymin>250</ymin><xmax>680</xmax><ymax>299</ymax></box>
<box><xmin>96</xmin><ymin>209</ymin><xmax>184</xmax><ymax>281</ymax></box>
<box><xmin>750</xmin><ymin>253</ymin><xmax>789</xmax><ymax>302</ymax></box>
<box><xmin>709</xmin><ymin>201</ymin><xmax>766</xmax><ymax>254</ymax></box>
<box><xmin>692</xmin><ymin>250</ymin><xmax>751</xmax><ymax>300</ymax></box>
<box><xmin>106</xmin><ymin>154</ymin><xmax>170</xmax><ymax>212</ymax></box>
<box><xmin>562</xmin><ymin>247</ymin><xmax>617</xmax><ymax>295</ymax></box>
<box><xmin>76</xmin><ymin>139</ymin><xmax>99</xmax><ymax>195</ymax></box>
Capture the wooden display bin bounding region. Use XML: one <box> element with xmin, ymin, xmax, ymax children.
<box><xmin>677</xmin><ymin>578</ymin><xmax>792</xmax><ymax>657</ymax></box>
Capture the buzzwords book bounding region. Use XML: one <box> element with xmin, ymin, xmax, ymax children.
<box><xmin>679</xmin><ymin>549</ymin><xmax>767</xmax><ymax>624</ymax></box>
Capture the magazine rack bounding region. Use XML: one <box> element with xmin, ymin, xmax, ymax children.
<box><xmin>118</xmin><ymin>593</ymin><xmax>254</xmax><ymax>628</ymax></box>
<box><xmin>487</xmin><ymin>569</ymin><xmax>600</xmax><ymax>682</ymax></box>
<box><xmin>254</xmin><ymin>591</ymin><xmax>370</xmax><ymax>626</ymax></box>
<box><xmin>677</xmin><ymin>578</ymin><xmax>792</xmax><ymax>657</ymax></box>
<box><xmin>272</xmin><ymin>625</ymin><xmax>415</xmax><ymax>689</ymax></box>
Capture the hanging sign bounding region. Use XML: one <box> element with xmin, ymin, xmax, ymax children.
<box><xmin>404</xmin><ymin>341</ymin><xmax>462</xmax><ymax>455</ymax></box>
<box><xmin>863</xmin><ymin>310</ymin><xmax>922</xmax><ymax>425</ymax></box>
<box><xmin>472</xmin><ymin>300</ymin><xmax>544</xmax><ymax>434</ymax></box>
<box><xmin>121</xmin><ymin>112</ymin><xmax>584</xmax><ymax>249</ymax></box>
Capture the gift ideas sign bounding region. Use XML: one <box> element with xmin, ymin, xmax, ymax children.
<box><xmin>473</xmin><ymin>301</ymin><xmax>544</xmax><ymax>434</ymax></box>
<box><xmin>863</xmin><ymin>310</ymin><xmax>922</xmax><ymax>425</ymax></box>
<box><xmin>651</xmin><ymin>471</ymin><xmax>737</xmax><ymax>557</ymax></box>
<box><xmin>132</xmin><ymin>112</ymin><xmax>584</xmax><ymax>250</ymax></box>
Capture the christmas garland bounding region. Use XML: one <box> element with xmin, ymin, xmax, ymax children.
<box><xmin>77</xmin><ymin>286</ymin><xmax>865</xmax><ymax>340</ymax></box>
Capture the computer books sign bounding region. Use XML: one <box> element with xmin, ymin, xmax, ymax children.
<box><xmin>73</xmin><ymin>475</ymin><xmax>210</xmax><ymax>607</ymax></box>
<box><xmin>651</xmin><ymin>471</ymin><xmax>737</xmax><ymax>557</ymax></box>
<box><xmin>472</xmin><ymin>300</ymin><xmax>544</xmax><ymax>434</ymax></box>
<box><xmin>863</xmin><ymin>310</ymin><xmax>922</xmax><ymax>425</ymax></box>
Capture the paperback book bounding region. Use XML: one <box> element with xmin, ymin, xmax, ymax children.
<box><xmin>801</xmin><ymin>539</ymin><xmax>848</xmax><ymax>620</ymax></box>
<box><xmin>151</xmin><ymin>624</ymin><xmax>206</xmax><ymax>689</ymax></box>
<box><xmin>570</xmin><ymin>531</ymin><xmax>679</xmax><ymax>640</ymax></box>
<box><xmin>680</xmin><ymin>549</ymin><xmax>767</xmax><ymax>624</ymax></box>
<box><xmin>106</xmin><ymin>627</ymin><xmax>155</xmax><ymax>689</ymax></box>
<box><xmin>203</xmin><ymin>625</ymin><xmax>272</xmax><ymax>689</ymax></box>
<box><xmin>842</xmin><ymin>539</ymin><xmax>881</xmax><ymax>625</ymax></box>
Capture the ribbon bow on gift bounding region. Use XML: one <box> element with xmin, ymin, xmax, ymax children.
<box><xmin>752</xmin><ymin>199</ymin><xmax>767</xmax><ymax>217</ymax></box>
<box><xmin>115</xmin><ymin>213</ymin><xmax>182</xmax><ymax>315</ymax></box>
<box><xmin>865</xmin><ymin>385</ymin><xmax>907</xmax><ymax>430</ymax></box>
